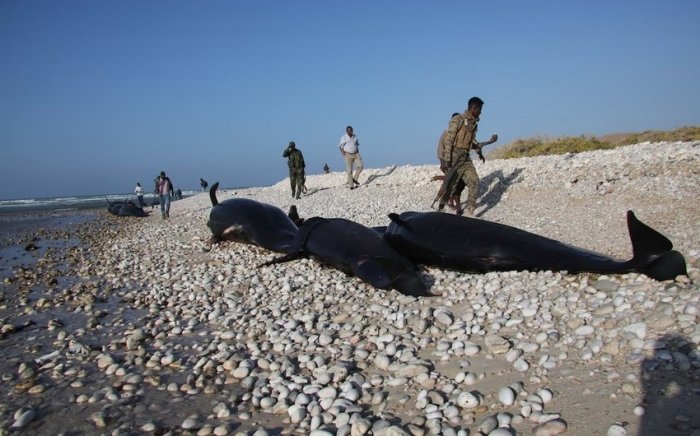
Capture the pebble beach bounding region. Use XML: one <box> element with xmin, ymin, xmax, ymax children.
<box><xmin>1</xmin><ymin>140</ymin><xmax>699</xmax><ymax>436</ymax></box>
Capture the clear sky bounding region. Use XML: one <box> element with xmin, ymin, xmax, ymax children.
<box><xmin>1</xmin><ymin>0</ymin><xmax>699</xmax><ymax>199</ymax></box>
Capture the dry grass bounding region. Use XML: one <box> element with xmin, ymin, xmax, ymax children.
<box><xmin>489</xmin><ymin>126</ymin><xmax>699</xmax><ymax>159</ymax></box>
<box><xmin>620</xmin><ymin>126</ymin><xmax>700</xmax><ymax>145</ymax></box>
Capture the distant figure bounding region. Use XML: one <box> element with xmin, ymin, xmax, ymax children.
<box><xmin>200</xmin><ymin>178</ymin><xmax>208</xmax><ymax>192</ymax></box>
<box><xmin>134</xmin><ymin>182</ymin><xmax>144</xmax><ymax>208</ymax></box>
<box><xmin>157</xmin><ymin>171</ymin><xmax>174</xmax><ymax>219</ymax></box>
<box><xmin>283</xmin><ymin>141</ymin><xmax>305</xmax><ymax>199</ymax></box>
<box><xmin>175</xmin><ymin>188</ymin><xmax>182</xmax><ymax>200</ymax></box>
<box><xmin>323</xmin><ymin>163</ymin><xmax>330</xmax><ymax>174</ymax></box>
<box><xmin>436</xmin><ymin>96</ymin><xmax>498</xmax><ymax>216</ymax></box>
<box><xmin>339</xmin><ymin>125</ymin><xmax>362</xmax><ymax>189</ymax></box>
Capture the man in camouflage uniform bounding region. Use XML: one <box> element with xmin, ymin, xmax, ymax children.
<box><xmin>283</xmin><ymin>141</ymin><xmax>305</xmax><ymax>199</ymax></box>
<box><xmin>436</xmin><ymin>97</ymin><xmax>498</xmax><ymax>216</ymax></box>
<box><xmin>436</xmin><ymin>112</ymin><xmax>462</xmax><ymax>210</ymax></box>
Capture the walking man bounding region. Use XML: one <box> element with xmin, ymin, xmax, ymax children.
<box><xmin>283</xmin><ymin>141</ymin><xmax>305</xmax><ymax>199</ymax></box>
<box><xmin>157</xmin><ymin>171</ymin><xmax>174</xmax><ymax>219</ymax></box>
<box><xmin>436</xmin><ymin>97</ymin><xmax>498</xmax><ymax>216</ymax></box>
<box><xmin>339</xmin><ymin>126</ymin><xmax>363</xmax><ymax>189</ymax></box>
<box><xmin>436</xmin><ymin>113</ymin><xmax>462</xmax><ymax>211</ymax></box>
<box><xmin>200</xmin><ymin>178</ymin><xmax>208</xmax><ymax>192</ymax></box>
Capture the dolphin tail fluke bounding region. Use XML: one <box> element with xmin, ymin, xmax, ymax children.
<box><xmin>210</xmin><ymin>182</ymin><xmax>220</xmax><ymax>206</ymax></box>
<box><xmin>643</xmin><ymin>250</ymin><xmax>687</xmax><ymax>281</ymax></box>
<box><xmin>627</xmin><ymin>210</ymin><xmax>687</xmax><ymax>280</ymax></box>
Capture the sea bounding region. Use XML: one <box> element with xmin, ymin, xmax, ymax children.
<box><xmin>0</xmin><ymin>190</ymin><xmax>201</xmax><ymax>248</ymax></box>
<box><xmin>0</xmin><ymin>190</ymin><xmax>200</xmax><ymax>215</ymax></box>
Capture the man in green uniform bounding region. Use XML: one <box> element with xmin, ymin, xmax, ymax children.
<box><xmin>283</xmin><ymin>141</ymin><xmax>305</xmax><ymax>199</ymax></box>
<box><xmin>436</xmin><ymin>97</ymin><xmax>498</xmax><ymax>216</ymax></box>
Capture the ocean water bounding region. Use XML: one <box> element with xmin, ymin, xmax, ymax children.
<box><xmin>0</xmin><ymin>190</ymin><xmax>200</xmax><ymax>214</ymax></box>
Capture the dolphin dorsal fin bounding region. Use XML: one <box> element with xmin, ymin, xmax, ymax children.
<box><xmin>388</xmin><ymin>213</ymin><xmax>407</xmax><ymax>226</ymax></box>
<box><xmin>209</xmin><ymin>182</ymin><xmax>220</xmax><ymax>206</ymax></box>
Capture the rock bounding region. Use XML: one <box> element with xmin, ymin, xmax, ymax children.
<box><xmin>457</xmin><ymin>391</ymin><xmax>481</xmax><ymax>409</ymax></box>
<box><xmin>623</xmin><ymin>322</ymin><xmax>647</xmax><ymax>339</ymax></box>
<box><xmin>575</xmin><ymin>325</ymin><xmax>595</xmax><ymax>336</ymax></box>
<box><xmin>514</xmin><ymin>358</ymin><xmax>530</xmax><ymax>372</ymax></box>
<box><xmin>351</xmin><ymin>418</ymin><xmax>372</xmax><ymax>435</ymax></box>
<box><xmin>592</xmin><ymin>279</ymin><xmax>619</xmax><ymax>292</ymax></box>
<box><xmin>182</xmin><ymin>417</ymin><xmax>198</xmax><ymax>430</ymax></box>
<box><xmin>12</xmin><ymin>409</ymin><xmax>36</xmax><ymax>428</ymax></box>
<box><xmin>607</xmin><ymin>424</ymin><xmax>627</xmax><ymax>436</ymax></box>
<box><xmin>395</xmin><ymin>364</ymin><xmax>429</xmax><ymax>378</ymax></box>
<box><xmin>374</xmin><ymin>426</ymin><xmax>411</xmax><ymax>436</ymax></box>
<box><xmin>533</xmin><ymin>418</ymin><xmax>568</xmax><ymax>435</ymax></box>
<box><xmin>485</xmin><ymin>335</ymin><xmax>511</xmax><ymax>354</ymax></box>
<box><xmin>498</xmin><ymin>387</ymin><xmax>516</xmax><ymax>406</ymax></box>
<box><xmin>434</xmin><ymin>310</ymin><xmax>454</xmax><ymax>327</ymax></box>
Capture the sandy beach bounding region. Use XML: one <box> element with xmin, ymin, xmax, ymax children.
<box><xmin>1</xmin><ymin>141</ymin><xmax>699</xmax><ymax>435</ymax></box>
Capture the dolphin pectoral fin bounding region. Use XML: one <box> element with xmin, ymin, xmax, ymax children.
<box><xmin>356</xmin><ymin>256</ymin><xmax>430</xmax><ymax>296</ymax></box>
<box><xmin>257</xmin><ymin>251</ymin><xmax>303</xmax><ymax>268</ymax></box>
<box><xmin>210</xmin><ymin>182</ymin><xmax>220</xmax><ymax>206</ymax></box>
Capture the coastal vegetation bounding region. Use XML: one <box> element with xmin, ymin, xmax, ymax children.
<box><xmin>489</xmin><ymin>126</ymin><xmax>700</xmax><ymax>159</ymax></box>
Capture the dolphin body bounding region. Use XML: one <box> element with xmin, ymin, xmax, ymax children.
<box><xmin>261</xmin><ymin>217</ymin><xmax>431</xmax><ymax>297</ymax></box>
<box><xmin>106</xmin><ymin>200</ymin><xmax>147</xmax><ymax>217</ymax></box>
<box><xmin>383</xmin><ymin>211</ymin><xmax>686</xmax><ymax>281</ymax></box>
<box><xmin>207</xmin><ymin>182</ymin><xmax>298</xmax><ymax>252</ymax></box>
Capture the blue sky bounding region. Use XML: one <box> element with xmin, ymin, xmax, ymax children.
<box><xmin>1</xmin><ymin>0</ymin><xmax>699</xmax><ymax>199</ymax></box>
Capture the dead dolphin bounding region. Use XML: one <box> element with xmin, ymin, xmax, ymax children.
<box><xmin>207</xmin><ymin>182</ymin><xmax>298</xmax><ymax>252</ymax></box>
<box><xmin>106</xmin><ymin>199</ymin><xmax>147</xmax><ymax>217</ymax></box>
<box><xmin>260</xmin><ymin>217</ymin><xmax>431</xmax><ymax>297</ymax></box>
<box><xmin>383</xmin><ymin>211</ymin><xmax>686</xmax><ymax>281</ymax></box>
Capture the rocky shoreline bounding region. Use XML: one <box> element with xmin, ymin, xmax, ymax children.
<box><xmin>1</xmin><ymin>141</ymin><xmax>699</xmax><ymax>435</ymax></box>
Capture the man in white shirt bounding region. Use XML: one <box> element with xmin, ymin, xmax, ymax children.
<box><xmin>338</xmin><ymin>125</ymin><xmax>363</xmax><ymax>189</ymax></box>
<box><xmin>134</xmin><ymin>182</ymin><xmax>144</xmax><ymax>208</ymax></box>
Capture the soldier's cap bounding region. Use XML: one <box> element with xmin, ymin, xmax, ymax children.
<box><xmin>288</xmin><ymin>141</ymin><xmax>295</xmax><ymax>146</ymax></box>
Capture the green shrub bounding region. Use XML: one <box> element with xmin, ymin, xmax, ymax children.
<box><xmin>621</xmin><ymin>126</ymin><xmax>700</xmax><ymax>144</ymax></box>
<box><xmin>490</xmin><ymin>135</ymin><xmax>616</xmax><ymax>159</ymax></box>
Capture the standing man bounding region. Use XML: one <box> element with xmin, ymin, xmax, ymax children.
<box><xmin>339</xmin><ymin>125</ymin><xmax>363</xmax><ymax>189</ymax></box>
<box><xmin>157</xmin><ymin>171</ymin><xmax>174</xmax><ymax>219</ymax></box>
<box><xmin>283</xmin><ymin>141</ymin><xmax>305</xmax><ymax>199</ymax></box>
<box><xmin>135</xmin><ymin>182</ymin><xmax>144</xmax><ymax>208</ymax></box>
<box><xmin>436</xmin><ymin>97</ymin><xmax>498</xmax><ymax>216</ymax></box>
<box><xmin>200</xmin><ymin>178</ymin><xmax>208</xmax><ymax>192</ymax></box>
<box><xmin>323</xmin><ymin>163</ymin><xmax>330</xmax><ymax>174</ymax></box>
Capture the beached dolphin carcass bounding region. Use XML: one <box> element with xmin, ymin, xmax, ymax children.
<box><xmin>382</xmin><ymin>211</ymin><xmax>686</xmax><ymax>281</ymax></box>
<box><xmin>207</xmin><ymin>182</ymin><xmax>298</xmax><ymax>253</ymax></box>
<box><xmin>260</xmin><ymin>216</ymin><xmax>431</xmax><ymax>297</ymax></box>
<box><xmin>106</xmin><ymin>200</ymin><xmax>147</xmax><ymax>217</ymax></box>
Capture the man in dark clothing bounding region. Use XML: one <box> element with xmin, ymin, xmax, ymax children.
<box><xmin>200</xmin><ymin>178</ymin><xmax>208</xmax><ymax>191</ymax></box>
<box><xmin>283</xmin><ymin>141</ymin><xmax>305</xmax><ymax>199</ymax></box>
<box><xmin>323</xmin><ymin>163</ymin><xmax>330</xmax><ymax>174</ymax></box>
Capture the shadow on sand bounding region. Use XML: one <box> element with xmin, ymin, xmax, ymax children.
<box><xmin>638</xmin><ymin>333</ymin><xmax>699</xmax><ymax>435</ymax></box>
<box><xmin>365</xmin><ymin>166</ymin><xmax>397</xmax><ymax>185</ymax></box>
<box><xmin>303</xmin><ymin>187</ymin><xmax>332</xmax><ymax>197</ymax></box>
<box><xmin>474</xmin><ymin>168</ymin><xmax>524</xmax><ymax>217</ymax></box>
